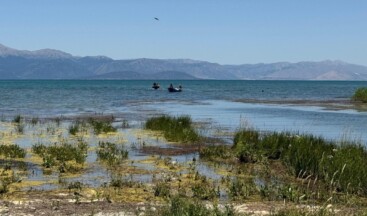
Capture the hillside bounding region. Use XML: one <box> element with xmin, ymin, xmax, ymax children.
<box><xmin>1</xmin><ymin>43</ymin><xmax>367</xmax><ymax>80</ymax></box>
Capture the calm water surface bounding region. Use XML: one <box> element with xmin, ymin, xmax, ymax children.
<box><xmin>1</xmin><ymin>80</ymin><xmax>366</xmax><ymax>144</ymax></box>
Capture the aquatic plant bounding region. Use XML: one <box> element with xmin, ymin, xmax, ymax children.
<box><xmin>88</xmin><ymin>118</ymin><xmax>117</xmax><ymax>135</ymax></box>
<box><xmin>352</xmin><ymin>87</ymin><xmax>367</xmax><ymax>103</ymax></box>
<box><xmin>0</xmin><ymin>144</ymin><xmax>26</xmax><ymax>158</ymax></box>
<box><xmin>32</xmin><ymin>140</ymin><xmax>88</xmax><ymax>172</ymax></box>
<box><xmin>12</xmin><ymin>115</ymin><xmax>22</xmax><ymax>124</ymax></box>
<box><xmin>68</xmin><ymin>123</ymin><xmax>80</xmax><ymax>135</ymax></box>
<box><xmin>145</xmin><ymin>115</ymin><xmax>200</xmax><ymax>143</ymax></box>
<box><xmin>96</xmin><ymin>141</ymin><xmax>128</xmax><ymax>166</ymax></box>
<box><xmin>227</xmin><ymin>177</ymin><xmax>257</xmax><ymax>200</ymax></box>
<box><xmin>233</xmin><ymin>129</ymin><xmax>367</xmax><ymax>196</ymax></box>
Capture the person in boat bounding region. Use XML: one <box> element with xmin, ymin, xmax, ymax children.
<box><xmin>169</xmin><ymin>83</ymin><xmax>173</xmax><ymax>89</ymax></box>
<box><xmin>178</xmin><ymin>84</ymin><xmax>182</xmax><ymax>89</ymax></box>
<box><xmin>152</xmin><ymin>82</ymin><xmax>160</xmax><ymax>89</ymax></box>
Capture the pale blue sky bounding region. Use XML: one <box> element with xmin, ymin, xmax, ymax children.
<box><xmin>0</xmin><ymin>0</ymin><xmax>366</xmax><ymax>65</ymax></box>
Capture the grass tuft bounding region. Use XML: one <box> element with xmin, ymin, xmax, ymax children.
<box><xmin>145</xmin><ymin>115</ymin><xmax>200</xmax><ymax>143</ymax></box>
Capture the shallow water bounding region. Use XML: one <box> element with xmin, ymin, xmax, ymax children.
<box><xmin>1</xmin><ymin>80</ymin><xmax>367</xmax><ymax>192</ymax></box>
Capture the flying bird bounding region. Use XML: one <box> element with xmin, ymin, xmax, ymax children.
<box><xmin>154</xmin><ymin>17</ymin><xmax>159</xmax><ymax>21</ymax></box>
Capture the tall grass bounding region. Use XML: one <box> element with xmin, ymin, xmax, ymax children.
<box><xmin>145</xmin><ymin>115</ymin><xmax>200</xmax><ymax>143</ymax></box>
<box><xmin>233</xmin><ymin>129</ymin><xmax>367</xmax><ymax>195</ymax></box>
<box><xmin>352</xmin><ymin>87</ymin><xmax>367</xmax><ymax>103</ymax></box>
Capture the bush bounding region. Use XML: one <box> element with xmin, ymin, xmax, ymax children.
<box><xmin>352</xmin><ymin>87</ymin><xmax>367</xmax><ymax>103</ymax></box>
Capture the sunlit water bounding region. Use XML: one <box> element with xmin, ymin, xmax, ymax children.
<box><xmin>1</xmin><ymin>80</ymin><xmax>366</xmax><ymax>144</ymax></box>
<box><xmin>1</xmin><ymin>80</ymin><xmax>367</xmax><ymax>192</ymax></box>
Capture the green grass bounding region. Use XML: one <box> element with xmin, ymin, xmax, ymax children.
<box><xmin>352</xmin><ymin>87</ymin><xmax>367</xmax><ymax>103</ymax></box>
<box><xmin>145</xmin><ymin>115</ymin><xmax>200</xmax><ymax>143</ymax></box>
<box><xmin>232</xmin><ymin>129</ymin><xmax>367</xmax><ymax>196</ymax></box>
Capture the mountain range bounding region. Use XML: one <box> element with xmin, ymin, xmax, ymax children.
<box><xmin>1</xmin><ymin>43</ymin><xmax>367</xmax><ymax>80</ymax></box>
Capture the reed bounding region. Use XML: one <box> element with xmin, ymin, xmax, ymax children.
<box><xmin>233</xmin><ymin>129</ymin><xmax>367</xmax><ymax>196</ymax></box>
<box><xmin>145</xmin><ymin>115</ymin><xmax>200</xmax><ymax>143</ymax></box>
<box><xmin>352</xmin><ymin>87</ymin><xmax>367</xmax><ymax>103</ymax></box>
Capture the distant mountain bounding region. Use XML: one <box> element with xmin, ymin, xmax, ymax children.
<box><xmin>1</xmin><ymin>43</ymin><xmax>367</xmax><ymax>80</ymax></box>
<box><xmin>87</xmin><ymin>70</ymin><xmax>198</xmax><ymax>80</ymax></box>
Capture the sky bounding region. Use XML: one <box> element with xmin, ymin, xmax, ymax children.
<box><xmin>0</xmin><ymin>0</ymin><xmax>366</xmax><ymax>65</ymax></box>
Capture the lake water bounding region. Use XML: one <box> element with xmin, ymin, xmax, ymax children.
<box><xmin>1</xmin><ymin>80</ymin><xmax>366</xmax><ymax>145</ymax></box>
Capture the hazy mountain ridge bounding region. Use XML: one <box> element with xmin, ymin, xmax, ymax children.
<box><xmin>1</xmin><ymin>43</ymin><xmax>367</xmax><ymax>80</ymax></box>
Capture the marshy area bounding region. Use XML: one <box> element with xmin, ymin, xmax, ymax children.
<box><xmin>0</xmin><ymin>113</ymin><xmax>367</xmax><ymax>215</ymax></box>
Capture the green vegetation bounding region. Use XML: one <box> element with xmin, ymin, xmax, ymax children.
<box><xmin>232</xmin><ymin>129</ymin><xmax>367</xmax><ymax>196</ymax></box>
<box><xmin>145</xmin><ymin>115</ymin><xmax>200</xmax><ymax>143</ymax></box>
<box><xmin>159</xmin><ymin>196</ymin><xmax>236</xmax><ymax>216</ymax></box>
<box><xmin>0</xmin><ymin>144</ymin><xmax>26</xmax><ymax>158</ymax></box>
<box><xmin>32</xmin><ymin>140</ymin><xmax>88</xmax><ymax>173</ymax></box>
<box><xmin>88</xmin><ymin>118</ymin><xmax>117</xmax><ymax>135</ymax></box>
<box><xmin>352</xmin><ymin>87</ymin><xmax>367</xmax><ymax>103</ymax></box>
<box><xmin>96</xmin><ymin>141</ymin><xmax>128</xmax><ymax>166</ymax></box>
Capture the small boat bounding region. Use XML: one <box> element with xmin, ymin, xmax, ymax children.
<box><xmin>152</xmin><ymin>82</ymin><xmax>160</xmax><ymax>90</ymax></box>
<box><xmin>168</xmin><ymin>87</ymin><xmax>182</xmax><ymax>92</ymax></box>
<box><xmin>168</xmin><ymin>84</ymin><xmax>182</xmax><ymax>92</ymax></box>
